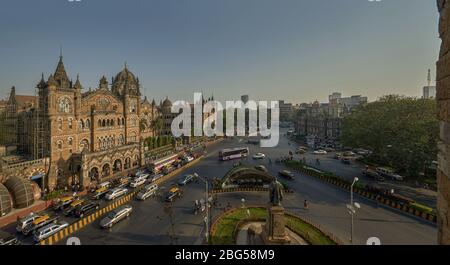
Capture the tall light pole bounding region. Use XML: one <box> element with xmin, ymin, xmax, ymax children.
<box><xmin>348</xmin><ymin>177</ymin><xmax>360</xmax><ymax>244</ymax></box>
<box><xmin>197</xmin><ymin>174</ymin><xmax>210</xmax><ymax>243</ymax></box>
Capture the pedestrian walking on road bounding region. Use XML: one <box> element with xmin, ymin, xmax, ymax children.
<box><xmin>304</xmin><ymin>200</ymin><xmax>309</xmax><ymax>210</ymax></box>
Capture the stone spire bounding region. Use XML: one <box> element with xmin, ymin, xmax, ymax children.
<box><xmin>74</xmin><ymin>74</ymin><xmax>83</xmax><ymax>89</ymax></box>
<box><xmin>99</xmin><ymin>75</ymin><xmax>108</xmax><ymax>89</ymax></box>
<box><xmin>38</xmin><ymin>73</ymin><xmax>46</xmax><ymax>88</ymax></box>
<box><xmin>9</xmin><ymin>86</ymin><xmax>16</xmax><ymax>101</ymax></box>
<box><xmin>54</xmin><ymin>54</ymin><xmax>70</xmax><ymax>88</ymax></box>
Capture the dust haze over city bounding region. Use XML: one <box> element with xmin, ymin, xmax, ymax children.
<box><xmin>0</xmin><ymin>0</ymin><xmax>449</xmax><ymax>257</ymax></box>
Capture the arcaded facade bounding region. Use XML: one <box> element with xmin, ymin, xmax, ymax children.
<box><xmin>2</xmin><ymin>57</ymin><xmax>163</xmax><ymax>190</ymax></box>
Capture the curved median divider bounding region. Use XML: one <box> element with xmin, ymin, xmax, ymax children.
<box><xmin>212</xmin><ymin>187</ymin><xmax>294</xmax><ymax>194</ymax></box>
<box><xmin>284</xmin><ymin>160</ymin><xmax>437</xmax><ymax>223</ymax></box>
<box><xmin>212</xmin><ymin>187</ymin><xmax>268</xmax><ymax>194</ymax></box>
<box><xmin>39</xmin><ymin>155</ymin><xmax>206</xmax><ymax>245</ymax></box>
<box><xmin>209</xmin><ymin>206</ymin><xmax>341</xmax><ymax>245</ymax></box>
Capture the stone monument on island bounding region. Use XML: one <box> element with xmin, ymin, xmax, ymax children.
<box><xmin>262</xmin><ymin>178</ymin><xmax>291</xmax><ymax>245</ymax></box>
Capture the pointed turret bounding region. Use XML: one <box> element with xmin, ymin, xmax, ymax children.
<box><xmin>8</xmin><ymin>86</ymin><xmax>16</xmax><ymax>101</ymax></box>
<box><xmin>37</xmin><ymin>73</ymin><xmax>46</xmax><ymax>88</ymax></box>
<box><xmin>74</xmin><ymin>74</ymin><xmax>83</xmax><ymax>90</ymax></box>
<box><xmin>54</xmin><ymin>55</ymin><xmax>70</xmax><ymax>88</ymax></box>
<box><xmin>99</xmin><ymin>75</ymin><xmax>108</xmax><ymax>89</ymax></box>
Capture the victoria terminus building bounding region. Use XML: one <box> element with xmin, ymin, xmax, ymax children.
<box><xmin>0</xmin><ymin>56</ymin><xmax>173</xmax><ymax>197</ymax></box>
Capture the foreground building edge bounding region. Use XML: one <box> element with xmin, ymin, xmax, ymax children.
<box><xmin>437</xmin><ymin>0</ymin><xmax>450</xmax><ymax>245</ymax></box>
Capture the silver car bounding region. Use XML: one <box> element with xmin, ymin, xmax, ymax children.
<box><xmin>33</xmin><ymin>221</ymin><xmax>69</xmax><ymax>242</ymax></box>
<box><xmin>100</xmin><ymin>205</ymin><xmax>133</xmax><ymax>229</ymax></box>
<box><xmin>105</xmin><ymin>188</ymin><xmax>128</xmax><ymax>200</ymax></box>
<box><xmin>16</xmin><ymin>213</ymin><xmax>39</xmax><ymax>233</ymax></box>
<box><xmin>136</xmin><ymin>184</ymin><xmax>158</xmax><ymax>200</ymax></box>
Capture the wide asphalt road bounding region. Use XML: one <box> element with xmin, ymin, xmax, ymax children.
<box><xmin>68</xmin><ymin>130</ymin><xmax>437</xmax><ymax>245</ymax></box>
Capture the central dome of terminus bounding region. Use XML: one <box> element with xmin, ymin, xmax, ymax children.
<box><xmin>111</xmin><ymin>63</ymin><xmax>140</xmax><ymax>98</ymax></box>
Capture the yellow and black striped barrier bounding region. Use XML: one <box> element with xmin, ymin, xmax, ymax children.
<box><xmin>39</xmin><ymin>155</ymin><xmax>207</xmax><ymax>245</ymax></box>
<box><xmin>40</xmin><ymin>190</ymin><xmax>140</xmax><ymax>245</ymax></box>
<box><xmin>286</xmin><ymin>162</ymin><xmax>437</xmax><ymax>224</ymax></box>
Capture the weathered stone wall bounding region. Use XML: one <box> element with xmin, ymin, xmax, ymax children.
<box><xmin>437</xmin><ymin>0</ymin><xmax>450</xmax><ymax>245</ymax></box>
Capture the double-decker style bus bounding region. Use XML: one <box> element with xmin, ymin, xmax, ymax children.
<box><xmin>219</xmin><ymin>147</ymin><xmax>249</xmax><ymax>161</ymax></box>
<box><xmin>149</xmin><ymin>154</ymin><xmax>179</xmax><ymax>173</ymax></box>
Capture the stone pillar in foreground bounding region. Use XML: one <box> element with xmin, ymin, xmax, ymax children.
<box><xmin>437</xmin><ymin>0</ymin><xmax>450</xmax><ymax>245</ymax></box>
<box><xmin>263</xmin><ymin>205</ymin><xmax>291</xmax><ymax>245</ymax></box>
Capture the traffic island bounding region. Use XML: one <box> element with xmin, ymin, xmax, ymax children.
<box><xmin>209</xmin><ymin>207</ymin><xmax>339</xmax><ymax>245</ymax></box>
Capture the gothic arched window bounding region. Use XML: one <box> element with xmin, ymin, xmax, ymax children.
<box><xmin>57</xmin><ymin>140</ymin><xmax>63</xmax><ymax>150</ymax></box>
<box><xmin>57</xmin><ymin>118</ymin><xmax>63</xmax><ymax>130</ymax></box>
<box><xmin>68</xmin><ymin>118</ymin><xmax>73</xmax><ymax>129</ymax></box>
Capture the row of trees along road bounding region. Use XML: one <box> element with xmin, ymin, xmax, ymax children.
<box><xmin>341</xmin><ymin>95</ymin><xmax>438</xmax><ymax>179</ymax></box>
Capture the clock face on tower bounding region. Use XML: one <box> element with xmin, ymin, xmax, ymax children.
<box><xmin>58</xmin><ymin>97</ymin><xmax>72</xmax><ymax>113</ymax></box>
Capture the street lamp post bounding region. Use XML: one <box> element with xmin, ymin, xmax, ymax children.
<box><xmin>197</xmin><ymin>174</ymin><xmax>210</xmax><ymax>243</ymax></box>
<box><xmin>348</xmin><ymin>177</ymin><xmax>360</xmax><ymax>244</ymax></box>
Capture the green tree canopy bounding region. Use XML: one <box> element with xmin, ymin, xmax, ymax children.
<box><xmin>341</xmin><ymin>95</ymin><xmax>438</xmax><ymax>178</ymax></box>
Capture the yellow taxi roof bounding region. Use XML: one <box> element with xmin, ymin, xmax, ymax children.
<box><xmin>95</xmin><ymin>187</ymin><xmax>107</xmax><ymax>193</ymax></box>
<box><xmin>70</xmin><ymin>199</ymin><xmax>84</xmax><ymax>207</ymax></box>
<box><xmin>60</xmin><ymin>196</ymin><xmax>74</xmax><ymax>202</ymax></box>
<box><xmin>32</xmin><ymin>214</ymin><xmax>49</xmax><ymax>225</ymax></box>
<box><xmin>169</xmin><ymin>187</ymin><xmax>179</xmax><ymax>193</ymax></box>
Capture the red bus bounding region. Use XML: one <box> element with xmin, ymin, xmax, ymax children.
<box><xmin>219</xmin><ymin>147</ymin><xmax>249</xmax><ymax>161</ymax></box>
<box><xmin>150</xmin><ymin>154</ymin><xmax>179</xmax><ymax>173</ymax></box>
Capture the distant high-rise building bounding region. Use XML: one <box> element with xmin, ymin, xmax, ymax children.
<box><xmin>329</xmin><ymin>92</ymin><xmax>342</xmax><ymax>104</ymax></box>
<box><xmin>294</xmin><ymin>92</ymin><xmax>368</xmax><ymax>146</ymax></box>
<box><xmin>278</xmin><ymin>100</ymin><xmax>293</xmax><ymax>121</ymax></box>
<box><xmin>328</xmin><ymin>92</ymin><xmax>367</xmax><ymax>110</ymax></box>
<box><xmin>423</xmin><ymin>69</ymin><xmax>436</xmax><ymax>99</ymax></box>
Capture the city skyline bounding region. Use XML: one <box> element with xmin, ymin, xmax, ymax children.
<box><xmin>0</xmin><ymin>0</ymin><xmax>439</xmax><ymax>104</ymax></box>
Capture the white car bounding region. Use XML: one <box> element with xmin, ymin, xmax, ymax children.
<box><xmin>253</xmin><ymin>153</ymin><xmax>266</xmax><ymax>159</ymax></box>
<box><xmin>136</xmin><ymin>184</ymin><xmax>159</xmax><ymax>200</ymax></box>
<box><xmin>390</xmin><ymin>174</ymin><xmax>404</xmax><ymax>181</ymax></box>
<box><xmin>129</xmin><ymin>178</ymin><xmax>146</xmax><ymax>188</ymax></box>
<box><xmin>313</xmin><ymin>150</ymin><xmax>327</xmax><ymax>155</ymax></box>
<box><xmin>184</xmin><ymin>156</ymin><xmax>194</xmax><ymax>163</ymax></box>
<box><xmin>33</xmin><ymin>221</ymin><xmax>69</xmax><ymax>242</ymax></box>
<box><xmin>148</xmin><ymin>174</ymin><xmax>164</xmax><ymax>183</ymax></box>
<box><xmin>136</xmin><ymin>173</ymin><xmax>150</xmax><ymax>179</ymax></box>
<box><xmin>100</xmin><ymin>205</ymin><xmax>133</xmax><ymax>228</ymax></box>
<box><xmin>105</xmin><ymin>188</ymin><xmax>128</xmax><ymax>200</ymax></box>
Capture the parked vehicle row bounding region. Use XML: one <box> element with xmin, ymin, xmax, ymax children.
<box><xmin>10</xmin><ymin>156</ymin><xmax>200</xmax><ymax>243</ymax></box>
<box><xmin>21</xmin><ymin>214</ymin><xmax>59</xmax><ymax>236</ymax></box>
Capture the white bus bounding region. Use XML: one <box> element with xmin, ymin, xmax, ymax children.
<box><xmin>150</xmin><ymin>154</ymin><xmax>179</xmax><ymax>173</ymax></box>
<box><xmin>219</xmin><ymin>147</ymin><xmax>249</xmax><ymax>161</ymax></box>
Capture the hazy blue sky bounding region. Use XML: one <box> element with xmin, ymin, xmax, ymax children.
<box><xmin>0</xmin><ymin>0</ymin><xmax>439</xmax><ymax>103</ymax></box>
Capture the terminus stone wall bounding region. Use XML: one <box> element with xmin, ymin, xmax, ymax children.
<box><xmin>437</xmin><ymin>0</ymin><xmax>450</xmax><ymax>245</ymax></box>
